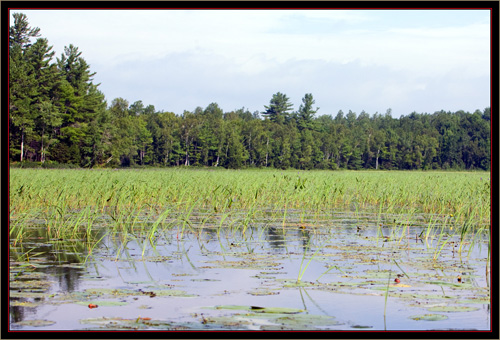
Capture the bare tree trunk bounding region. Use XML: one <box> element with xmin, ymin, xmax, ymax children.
<box><xmin>40</xmin><ymin>132</ymin><xmax>45</xmax><ymax>163</ymax></box>
<box><xmin>265</xmin><ymin>136</ymin><xmax>269</xmax><ymax>167</ymax></box>
<box><xmin>248</xmin><ymin>133</ymin><xmax>252</xmax><ymax>165</ymax></box>
<box><xmin>20</xmin><ymin>132</ymin><xmax>25</xmax><ymax>162</ymax></box>
<box><xmin>185</xmin><ymin>137</ymin><xmax>190</xmax><ymax>166</ymax></box>
<box><xmin>376</xmin><ymin>149</ymin><xmax>380</xmax><ymax>170</ymax></box>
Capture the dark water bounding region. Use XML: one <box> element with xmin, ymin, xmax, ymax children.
<box><xmin>9</xmin><ymin>220</ymin><xmax>491</xmax><ymax>331</ymax></box>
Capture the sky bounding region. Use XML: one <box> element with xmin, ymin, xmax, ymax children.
<box><xmin>13</xmin><ymin>9</ymin><xmax>491</xmax><ymax>118</ymax></box>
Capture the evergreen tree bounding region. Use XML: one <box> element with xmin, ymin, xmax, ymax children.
<box><xmin>9</xmin><ymin>13</ymin><xmax>40</xmax><ymax>48</ymax></box>
<box><xmin>52</xmin><ymin>44</ymin><xmax>107</xmax><ymax>165</ymax></box>
<box><xmin>262</xmin><ymin>92</ymin><xmax>293</xmax><ymax>124</ymax></box>
<box><xmin>9</xmin><ymin>43</ymin><xmax>36</xmax><ymax>161</ymax></box>
<box><xmin>9</xmin><ymin>13</ymin><xmax>41</xmax><ymax>161</ymax></box>
<box><xmin>296</xmin><ymin>93</ymin><xmax>319</xmax><ymax>130</ymax></box>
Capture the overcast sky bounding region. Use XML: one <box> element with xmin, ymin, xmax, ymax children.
<box><xmin>14</xmin><ymin>9</ymin><xmax>491</xmax><ymax>118</ymax></box>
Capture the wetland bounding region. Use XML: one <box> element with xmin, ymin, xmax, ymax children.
<box><xmin>9</xmin><ymin>169</ymin><xmax>491</xmax><ymax>331</ymax></box>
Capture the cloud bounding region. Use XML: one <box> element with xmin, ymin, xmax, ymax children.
<box><xmin>17</xmin><ymin>9</ymin><xmax>491</xmax><ymax>116</ymax></box>
<box><xmin>23</xmin><ymin>9</ymin><xmax>489</xmax><ymax>76</ymax></box>
<box><xmin>93</xmin><ymin>50</ymin><xmax>489</xmax><ymax>117</ymax></box>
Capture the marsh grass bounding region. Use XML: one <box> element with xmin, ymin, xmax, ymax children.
<box><xmin>9</xmin><ymin>169</ymin><xmax>489</xmax><ymax>260</ymax></box>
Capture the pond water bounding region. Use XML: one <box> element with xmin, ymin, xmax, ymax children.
<box><xmin>9</xmin><ymin>214</ymin><xmax>491</xmax><ymax>331</ymax></box>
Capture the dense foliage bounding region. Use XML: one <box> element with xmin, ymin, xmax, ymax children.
<box><xmin>9</xmin><ymin>14</ymin><xmax>491</xmax><ymax>170</ymax></box>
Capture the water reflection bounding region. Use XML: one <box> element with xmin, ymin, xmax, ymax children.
<box><xmin>9</xmin><ymin>220</ymin><xmax>491</xmax><ymax>331</ymax></box>
<box><xmin>265</xmin><ymin>227</ymin><xmax>286</xmax><ymax>251</ymax></box>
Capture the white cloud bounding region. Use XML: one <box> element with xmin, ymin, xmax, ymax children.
<box><xmin>14</xmin><ymin>9</ymin><xmax>491</xmax><ymax>116</ymax></box>
<box><xmin>92</xmin><ymin>49</ymin><xmax>489</xmax><ymax>117</ymax></box>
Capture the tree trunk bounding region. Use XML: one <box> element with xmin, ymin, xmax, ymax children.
<box><xmin>40</xmin><ymin>131</ymin><xmax>45</xmax><ymax>163</ymax></box>
<box><xmin>375</xmin><ymin>149</ymin><xmax>380</xmax><ymax>169</ymax></box>
<box><xmin>20</xmin><ymin>132</ymin><xmax>24</xmax><ymax>162</ymax></box>
<box><xmin>248</xmin><ymin>133</ymin><xmax>252</xmax><ymax>165</ymax></box>
<box><xmin>265</xmin><ymin>136</ymin><xmax>269</xmax><ymax>167</ymax></box>
<box><xmin>184</xmin><ymin>137</ymin><xmax>190</xmax><ymax>166</ymax></box>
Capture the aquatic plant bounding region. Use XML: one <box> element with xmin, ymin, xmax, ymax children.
<box><xmin>9</xmin><ymin>168</ymin><xmax>490</xmax><ymax>257</ymax></box>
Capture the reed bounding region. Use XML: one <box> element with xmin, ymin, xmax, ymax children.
<box><xmin>9</xmin><ymin>168</ymin><xmax>490</xmax><ymax>254</ymax></box>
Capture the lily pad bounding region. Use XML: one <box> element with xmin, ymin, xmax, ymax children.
<box><xmin>278</xmin><ymin>279</ymin><xmax>317</xmax><ymax>288</ymax></box>
<box><xmin>427</xmin><ymin>306</ymin><xmax>479</xmax><ymax>313</ymax></box>
<box><xmin>201</xmin><ymin>316</ymin><xmax>252</xmax><ymax>328</ymax></box>
<box><xmin>248</xmin><ymin>290</ymin><xmax>280</xmax><ymax>296</ymax></box>
<box><xmin>456</xmin><ymin>299</ymin><xmax>490</xmax><ymax>304</ymax></box>
<box><xmin>149</xmin><ymin>289</ymin><xmax>198</xmax><ymax>297</ymax></box>
<box><xmin>10</xmin><ymin>269</ymin><xmax>48</xmax><ymax>278</ymax></box>
<box><xmin>82</xmin><ymin>288</ymin><xmax>137</xmax><ymax>297</ymax></box>
<box><xmin>251</xmin><ymin>306</ymin><xmax>304</xmax><ymax>314</ymax></box>
<box><xmin>209</xmin><ymin>311</ymin><xmax>341</xmax><ymax>330</ymax></box>
<box><xmin>77</xmin><ymin>288</ymin><xmax>197</xmax><ymax>298</ymax></box>
<box><xmin>213</xmin><ymin>305</ymin><xmax>251</xmax><ymax>311</ymax></box>
<box><xmin>76</xmin><ymin>300</ymin><xmax>129</xmax><ymax>307</ymax></box>
<box><xmin>10</xmin><ymin>280</ymin><xmax>53</xmax><ymax>290</ymax></box>
<box><xmin>273</xmin><ymin>313</ymin><xmax>341</xmax><ymax>327</ymax></box>
<box><xmin>213</xmin><ymin>305</ymin><xmax>304</xmax><ymax>314</ymax></box>
<box><xmin>12</xmin><ymin>319</ymin><xmax>56</xmax><ymax>327</ymax></box>
<box><xmin>190</xmin><ymin>278</ymin><xmax>221</xmax><ymax>282</ymax></box>
<box><xmin>10</xmin><ymin>301</ymin><xmax>41</xmax><ymax>308</ymax></box>
<box><xmin>424</xmin><ymin>281</ymin><xmax>469</xmax><ymax>288</ymax></box>
<box><xmin>410</xmin><ymin>314</ymin><xmax>449</xmax><ymax>321</ymax></box>
<box><xmin>79</xmin><ymin>317</ymin><xmax>150</xmax><ymax>330</ymax></box>
<box><xmin>10</xmin><ymin>291</ymin><xmax>50</xmax><ymax>299</ymax></box>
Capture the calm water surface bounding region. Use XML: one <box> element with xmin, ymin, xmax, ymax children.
<box><xmin>9</xmin><ymin>218</ymin><xmax>491</xmax><ymax>331</ymax></box>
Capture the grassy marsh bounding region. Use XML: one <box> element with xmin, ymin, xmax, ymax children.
<box><xmin>9</xmin><ymin>168</ymin><xmax>491</xmax><ymax>331</ymax></box>
<box><xmin>10</xmin><ymin>168</ymin><xmax>490</xmax><ymax>228</ymax></box>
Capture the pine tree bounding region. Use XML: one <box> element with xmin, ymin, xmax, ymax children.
<box><xmin>297</xmin><ymin>93</ymin><xmax>318</xmax><ymax>130</ymax></box>
<box><xmin>262</xmin><ymin>92</ymin><xmax>293</xmax><ymax>124</ymax></box>
<box><xmin>9</xmin><ymin>13</ymin><xmax>41</xmax><ymax>161</ymax></box>
<box><xmin>55</xmin><ymin>44</ymin><xmax>106</xmax><ymax>165</ymax></box>
<box><xmin>9</xmin><ymin>13</ymin><xmax>40</xmax><ymax>48</ymax></box>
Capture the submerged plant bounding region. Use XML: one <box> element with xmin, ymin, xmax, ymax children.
<box><xmin>384</xmin><ymin>269</ymin><xmax>392</xmax><ymax>318</ymax></box>
<box><xmin>297</xmin><ymin>238</ymin><xmax>324</xmax><ymax>283</ymax></box>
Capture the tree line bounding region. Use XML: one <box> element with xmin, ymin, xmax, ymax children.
<box><xmin>9</xmin><ymin>13</ymin><xmax>491</xmax><ymax>170</ymax></box>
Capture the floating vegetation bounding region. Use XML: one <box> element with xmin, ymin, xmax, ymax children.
<box><xmin>426</xmin><ymin>306</ymin><xmax>480</xmax><ymax>313</ymax></box>
<box><xmin>410</xmin><ymin>314</ymin><xmax>449</xmax><ymax>321</ymax></box>
<box><xmin>213</xmin><ymin>305</ymin><xmax>304</xmax><ymax>314</ymax></box>
<box><xmin>11</xmin><ymin>319</ymin><xmax>57</xmax><ymax>327</ymax></box>
<box><xmin>75</xmin><ymin>301</ymin><xmax>129</xmax><ymax>307</ymax></box>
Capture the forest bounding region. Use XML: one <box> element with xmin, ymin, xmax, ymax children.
<box><xmin>9</xmin><ymin>13</ymin><xmax>491</xmax><ymax>171</ymax></box>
